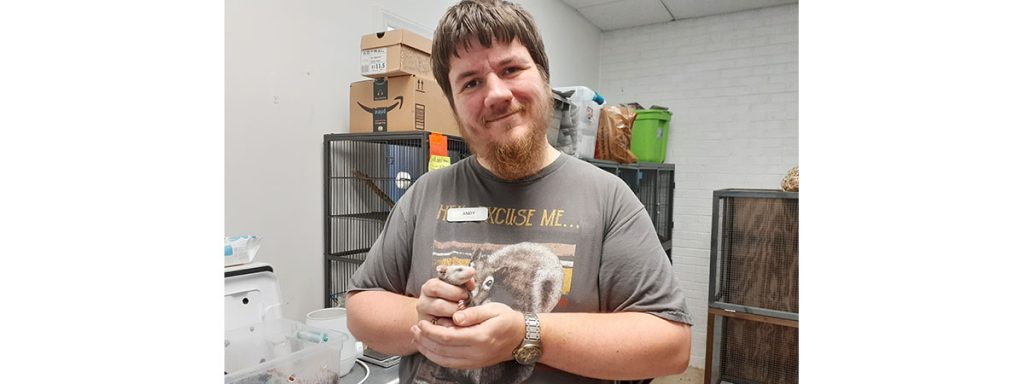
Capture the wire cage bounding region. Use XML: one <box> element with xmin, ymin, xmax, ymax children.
<box><xmin>706</xmin><ymin>310</ymin><xmax>798</xmax><ymax>384</ymax></box>
<box><xmin>584</xmin><ymin>159</ymin><xmax>675</xmax><ymax>261</ymax></box>
<box><xmin>709</xmin><ymin>189</ymin><xmax>798</xmax><ymax>318</ymax></box>
<box><xmin>323</xmin><ymin>132</ymin><xmax>471</xmax><ymax>307</ymax></box>
<box><xmin>705</xmin><ymin>189</ymin><xmax>798</xmax><ymax>384</ymax></box>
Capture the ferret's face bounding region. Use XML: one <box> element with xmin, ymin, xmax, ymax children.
<box><xmin>439</xmin><ymin>265</ymin><xmax>475</xmax><ymax>285</ymax></box>
<box><xmin>448</xmin><ymin>265</ymin><xmax>468</xmax><ymax>279</ymax></box>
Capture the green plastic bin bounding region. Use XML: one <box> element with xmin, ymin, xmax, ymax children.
<box><xmin>631</xmin><ymin>109</ymin><xmax>672</xmax><ymax>163</ymax></box>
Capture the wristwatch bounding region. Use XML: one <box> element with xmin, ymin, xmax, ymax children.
<box><xmin>513</xmin><ymin>312</ymin><xmax>542</xmax><ymax>365</ymax></box>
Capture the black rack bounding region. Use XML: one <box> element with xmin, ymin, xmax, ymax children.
<box><xmin>323</xmin><ymin>132</ymin><xmax>471</xmax><ymax>307</ymax></box>
<box><xmin>584</xmin><ymin>159</ymin><xmax>675</xmax><ymax>262</ymax></box>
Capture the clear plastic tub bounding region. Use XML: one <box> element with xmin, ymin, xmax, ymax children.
<box><xmin>551</xmin><ymin>86</ymin><xmax>604</xmax><ymax>159</ymax></box>
<box><xmin>225</xmin><ymin>318</ymin><xmax>347</xmax><ymax>384</ymax></box>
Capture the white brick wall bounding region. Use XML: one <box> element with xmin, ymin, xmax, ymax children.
<box><xmin>598</xmin><ymin>4</ymin><xmax>798</xmax><ymax>368</ymax></box>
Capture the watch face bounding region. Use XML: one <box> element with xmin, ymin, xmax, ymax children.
<box><xmin>515</xmin><ymin>345</ymin><xmax>542</xmax><ymax>364</ymax></box>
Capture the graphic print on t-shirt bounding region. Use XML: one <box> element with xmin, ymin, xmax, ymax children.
<box><xmin>414</xmin><ymin>241</ymin><xmax>572</xmax><ymax>384</ymax></box>
<box><xmin>409</xmin><ymin>199</ymin><xmax>581</xmax><ymax>382</ymax></box>
<box><xmin>433</xmin><ymin>204</ymin><xmax>582</xmax><ymax>301</ymax></box>
<box><xmin>434</xmin><ymin>241</ymin><xmax>568</xmax><ymax>312</ymax></box>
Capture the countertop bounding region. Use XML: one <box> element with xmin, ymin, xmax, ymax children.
<box><xmin>338</xmin><ymin>358</ymin><xmax>400</xmax><ymax>384</ymax></box>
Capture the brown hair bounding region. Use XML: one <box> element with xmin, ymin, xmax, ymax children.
<box><xmin>431</xmin><ymin>0</ymin><xmax>550</xmax><ymax>107</ymax></box>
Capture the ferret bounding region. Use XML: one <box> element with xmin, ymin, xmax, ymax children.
<box><xmin>435</xmin><ymin>243</ymin><xmax>564</xmax><ymax>384</ymax></box>
<box><xmin>436</xmin><ymin>264</ymin><xmax>475</xmax><ymax>310</ymax></box>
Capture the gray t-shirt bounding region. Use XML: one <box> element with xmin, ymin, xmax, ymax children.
<box><xmin>349</xmin><ymin>153</ymin><xmax>692</xmax><ymax>384</ymax></box>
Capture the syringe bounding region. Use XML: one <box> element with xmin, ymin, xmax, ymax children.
<box><xmin>296</xmin><ymin>330</ymin><xmax>329</xmax><ymax>343</ymax></box>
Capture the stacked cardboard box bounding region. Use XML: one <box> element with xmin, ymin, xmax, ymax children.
<box><xmin>349</xmin><ymin>29</ymin><xmax>460</xmax><ymax>137</ymax></box>
<box><xmin>359</xmin><ymin>29</ymin><xmax>433</xmax><ymax>79</ymax></box>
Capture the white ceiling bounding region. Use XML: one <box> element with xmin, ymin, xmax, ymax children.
<box><xmin>562</xmin><ymin>0</ymin><xmax>798</xmax><ymax>31</ymax></box>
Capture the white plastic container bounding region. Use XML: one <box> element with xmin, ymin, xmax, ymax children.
<box><xmin>224</xmin><ymin>262</ymin><xmax>284</xmax><ymax>331</ymax></box>
<box><xmin>224</xmin><ymin>318</ymin><xmax>347</xmax><ymax>384</ymax></box>
<box><xmin>225</xmin><ymin>264</ymin><xmax>349</xmax><ymax>383</ymax></box>
<box><xmin>551</xmin><ymin>86</ymin><xmax>604</xmax><ymax>159</ymax></box>
<box><xmin>306</xmin><ymin>308</ymin><xmax>361</xmax><ymax>376</ymax></box>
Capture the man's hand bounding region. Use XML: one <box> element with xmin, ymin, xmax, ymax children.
<box><xmin>417</xmin><ymin>277</ymin><xmax>473</xmax><ymax>327</ymax></box>
<box><xmin>410</xmin><ymin>302</ymin><xmax>525</xmax><ymax>369</ymax></box>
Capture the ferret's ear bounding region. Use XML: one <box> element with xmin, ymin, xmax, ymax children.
<box><xmin>436</xmin><ymin>265</ymin><xmax>446</xmax><ymax>274</ymax></box>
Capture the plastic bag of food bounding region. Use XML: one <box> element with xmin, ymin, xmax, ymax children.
<box><xmin>594</xmin><ymin>104</ymin><xmax>638</xmax><ymax>164</ymax></box>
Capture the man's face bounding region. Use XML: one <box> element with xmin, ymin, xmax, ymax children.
<box><xmin>447</xmin><ymin>38</ymin><xmax>551</xmax><ymax>179</ymax></box>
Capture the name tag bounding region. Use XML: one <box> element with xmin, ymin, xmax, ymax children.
<box><xmin>446</xmin><ymin>207</ymin><xmax>488</xmax><ymax>222</ymax></box>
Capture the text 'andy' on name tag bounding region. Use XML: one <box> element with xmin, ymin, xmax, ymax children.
<box><xmin>446</xmin><ymin>207</ymin><xmax>488</xmax><ymax>222</ymax></box>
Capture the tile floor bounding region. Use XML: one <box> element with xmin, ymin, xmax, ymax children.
<box><xmin>651</xmin><ymin>366</ymin><xmax>704</xmax><ymax>384</ymax></box>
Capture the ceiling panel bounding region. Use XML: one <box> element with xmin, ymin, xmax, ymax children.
<box><xmin>563</xmin><ymin>0</ymin><xmax>798</xmax><ymax>31</ymax></box>
<box><xmin>661</xmin><ymin>0</ymin><xmax>797</xmax><ymax>20</ymax></box>
<box><xmin>561</xmin><ymin>0</ymin><xmax>619</xmax><ymax>8</ymax></box>
<box><xmin>577</xmin><ymin>0</ymin><xmax>674</xmax><ymax>31</ymax></box>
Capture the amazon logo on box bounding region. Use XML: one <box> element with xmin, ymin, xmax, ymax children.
<box><xmin>349</xmin><ymin>75</ymin><xmax>459</xmax><ymax>137</ymax></box>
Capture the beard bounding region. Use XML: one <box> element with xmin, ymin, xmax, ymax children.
<box><xmin>463</xmin><ymin>98</ymin><xmax>552</xmax><ymax>181</ymax></box>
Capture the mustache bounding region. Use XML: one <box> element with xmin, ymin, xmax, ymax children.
<box><xmin>483</xmin><ymin>104</ymin><xmax>527</xmax><ymax>124</ymax></box>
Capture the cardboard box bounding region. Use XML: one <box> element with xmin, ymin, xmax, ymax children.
<box><xmin>349</xmin><ymin>75</ymin><xmax>460</xmax><ymax>137</ymax></box>
<box><xmin>360</xmin><ymin>29</ymin><xmax>433</xmax><ymax>79</ymax></box>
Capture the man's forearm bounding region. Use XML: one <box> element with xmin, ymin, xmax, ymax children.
<box><xmin>346</xmin><ymin>290</ymin><xmax>420</xmax><ymax>356</ymax></box>
<box><xmin>348</xmin><ymin>290</ymin><xmax>692</xmax><ymax>378</ymax></box>
<box><xmin>538</xmin><ymin>312</ymin><xmax>691</xmax><ymax>380</ymax></box>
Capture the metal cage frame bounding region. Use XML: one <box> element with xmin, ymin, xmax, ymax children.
<box><xmin>584</xmin><ymin>159</ymin><xmax>675</xmax><ymax>262</ymax></box>
<box><xmin>322</xmin><ymin>132</ymin><xmax>470</xmax><ymax>307</ymax></box>
<box><xmin>708</xmin><ymin>188</ymin><xmax>799</xmax><ymax>320</ymax></box>
<box><xmin>706</xmin><ymin>188</ymin><xmax>799</xmax><ymax>384</ymax></box>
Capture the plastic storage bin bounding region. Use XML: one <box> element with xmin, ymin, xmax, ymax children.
<box><xmin>225</xmin><ymin>318</ymin><xmax>348</xmax><ymax>384</ymax></box>
<box><xmin>550</xmin><ymin>86</ymin><xmax>603</xmax><ymax>159</ymax></box>
<box><xmin>630</xmin><ymin>109</ymin><xmax>672</xmax><ymax>163</ymax></box>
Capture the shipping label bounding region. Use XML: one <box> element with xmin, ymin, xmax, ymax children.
<box><xmin>361</xmin><ymin>48</ymin><xmax>388</xmax><ymax>75</ymax></box>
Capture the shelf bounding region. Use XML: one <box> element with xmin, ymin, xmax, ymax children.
<box><xmin>328</xmin><ymin>176</ymin><xmax>402</xmax><ymax>180</ymax></box>
<box><xmin>583</xmin><ymin>158</ymin><xmax>675</xmax><ymax>170</ymax></box>
<box><xmin>328</xmin><ymin>212</ymin><xmax>390</xmax><ymax>221</ymax></box>
<box><xmin>327</xmin><ymin>249</ymin><xmax>371</xmax><ymax>265</ymax></box>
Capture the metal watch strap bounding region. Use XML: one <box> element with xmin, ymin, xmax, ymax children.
<box><xmin>513</xmin><ymin>312</ymin><xmax>542</xmax><ymax>365</ymax></box>
<box><xmin>524</xmin><ymin>312</ymin><xmax>541</xmax><ymax>342</ymax></box>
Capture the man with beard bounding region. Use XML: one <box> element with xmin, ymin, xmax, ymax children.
<box><xmin>346</xmin><ymin>1</ymin><xmax>693</xmax><ymax>383</ymax></box>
